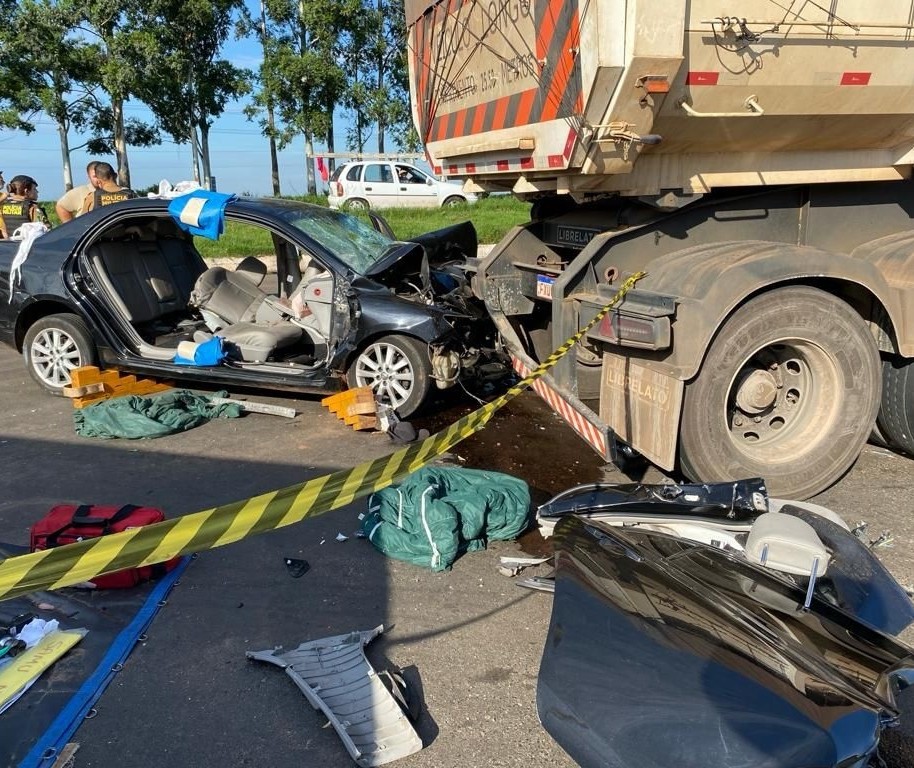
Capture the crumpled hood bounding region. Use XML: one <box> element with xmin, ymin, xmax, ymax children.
<box><xmin>365</xmin><ymin>220</ymin><xmax>478</xmax><ymax>281</ymax></box>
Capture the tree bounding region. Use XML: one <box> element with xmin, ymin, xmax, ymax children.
<box><xmin>239</xmin><ymin>0</ymin><xmax>283</xmax><ymax>195</ymax></box>
<box><xmin>78</xmin><ymin>0</ymin><xmax>161</xmax><ymax>186</ymax></box>
<box><xmin>0</xmin><ymin>0</ymin><xmax>98</xmax><ymax>189</ymax></box>
<box><xmin>341</xmin><ymin>0</ymin><xmax>416</xmax><ymax>154</ymax></box>
<box><xmin>136</xmin><ymin>0</ymin><xmax>250</xmax><ymax>188</ymax></box>
<box><xmin>256</xmin><ymin>0</ymin><xmax>350</xmax><ymax>194</ymax></box>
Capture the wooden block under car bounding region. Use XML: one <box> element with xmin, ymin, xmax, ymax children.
<box><xmin>63</xmin><ymin>366</ymin><xmax>172</xmax><ymax>408</ymax></box>
<box><xmin>321</xmin><ymin>387</ymin><xmax>378</xmax><ymax>431</ymax></box>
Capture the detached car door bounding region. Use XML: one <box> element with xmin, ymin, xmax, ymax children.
<box><xmin>361</xmin><ymin>163</ymin><xmax>399</xmax><ymax>208</ymax></box>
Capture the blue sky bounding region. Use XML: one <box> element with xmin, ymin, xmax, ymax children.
<box><xmin>0</xmin><ymin>5</ymin><xmax>398</xmax><ymax>201</ymax></box>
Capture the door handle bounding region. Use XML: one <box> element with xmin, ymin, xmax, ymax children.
<box><xmin>365</xmin><ymin>186</ymin><xmax>373</xmax><ymax>191</ymax></box>
<box><xmin>399</xmin><ymin>186</ymin><xmax>407</xmax><ymax>191</ymax></box>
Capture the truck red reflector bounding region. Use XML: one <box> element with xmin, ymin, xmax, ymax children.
<box><xmin>686</xmin><ymin>71</ymin><xmax>719</xmax><ymax>86</ymax></box>
<box><xmin>841</xmin><ymin>72</ymin><xmax>871</xmax><ymax>85</ymax></box>
<box><xmin>548</xmin><ymin>154</ymin><xmax>564</xmax><ymax>167</ymax></box>
<box><xmin>465</xmin><ymin>162</ymin><xmax>476</xmax><ymax>173</ymax></box>
<box><xmin>497</xmin><ymin>160</ymin><xmax>510</xmax><ymax>171</ymax></box>
<box><xmin>448</xmin><ymin>164</ymin><xmax>458</xmax><ymax>174</ymax></box>
<box><xmin>642</xmin><ymin>79</ymin><xmax>670</xmax><ymax>94</ymax></box>
<box><xmin>588</xmin><ymin>312</ymin><xmax>671</xmax><ymax>351</ymax></box>
<box><xmin>520</xmin><ymin>157</ymin><xmax>534</xmax><ymax>169</ymax></box>
<box><xmin>433</xmin><ymin>165</ymin><xmax>442</xmax><ymax>175</ymax></box>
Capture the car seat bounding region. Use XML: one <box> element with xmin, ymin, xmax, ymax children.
<box><xmin>189</xmin><ymin>257</ymin><xmax>302</xmax><ymax>361</ymax></box>
<box><xmin>189</xmin><ymin>256</ymin><xmax>274</xmax><ymax>330</ymax></box>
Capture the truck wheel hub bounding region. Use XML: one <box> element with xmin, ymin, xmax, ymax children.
<box><xmin>735</xmin><ymin>370</ymin><xmax>778</xmax><ymax>414</ymax></box>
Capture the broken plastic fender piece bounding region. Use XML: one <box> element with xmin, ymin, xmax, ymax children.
<box><xmin>247</xmin><ymin>625</ymin><xmax>422</xmax><ymax>767</ymax></box>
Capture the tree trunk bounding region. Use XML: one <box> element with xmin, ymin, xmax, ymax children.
<box><xmin>377</xmin><ymin>0</ymin><xmax>385</xmax><ymax>153</ymax></box>
<box><xmin>57</xmin><ymin>120</ymin><xmax>73</xmax><ymax>191</ymax></box>
<box><xmin>267</xmin><ymin>103</ymin><xmax>281</xmax><ymax>195</ymax></box>
<box><xmin>188</xmin><ymin>124</ymin><xmax>200</xmax><ymax>183</ymax></box>
<box><xmin>112</xmin><ymin>96</ymin><xmax>130</xmax><ymax>187</ymax></box>
<box><xmin>326</xmin><ymin>106</ymin><xmax>336</xmax><ymax>176</ymax></box>
<box><xmin>199</xmin><ymin>123</ymin><xmax>212</xmax><ymax>188</ymax></box>
<box><xmin>305</xmin><ymin>132</ymin><xmax>317</xmax><ymax>195</ymax></box>
<box><xmin>260</xmin><ymin>0</ymin><xmax>281</xmax><ymax>195</ymax></box>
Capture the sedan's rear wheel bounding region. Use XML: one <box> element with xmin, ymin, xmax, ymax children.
<box><xmin>347</xmin><ymin>335</ymin><xmax>431</xmax><ymax>418</ymax></box>
<box><xmin>679</xmin><ymin>287</ymin><xmax>880</xmax><ymax>499</ymax></box>
<box><xmin>23</xmin><ymin>313</ymin><xmax>96</xmax><ymax>395</ymax></box>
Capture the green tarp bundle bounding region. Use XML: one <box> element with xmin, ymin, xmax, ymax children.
<box><xmin>74</xmin><ymin>389</ymin><xmax>243</xmax><ymax>439</ymax></box>
<box><xmin>361</xmin><ymin>466</ymin><xmax>531</xmax><ymax>571</ymax></box>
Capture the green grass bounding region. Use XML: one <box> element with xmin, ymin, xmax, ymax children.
<box><xmin>364</xmin><ymin>195</ymin><xmax>530</xmax><ymax>243</ymax></box>
<box><xmin>195</xmin><ymin>194</ymin><xmax>530</xmax><ymax>259</ymax></box>
<box><xmin>39</xmin><ymin>194</ymin><xmax>531</xmax><ymax>259</ymax></box>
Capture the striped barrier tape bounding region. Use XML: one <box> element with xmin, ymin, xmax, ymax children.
<box><xmin>0</xmin><ymin>272</ymin><xmax>645</xmax><ymax>601</ymax></box>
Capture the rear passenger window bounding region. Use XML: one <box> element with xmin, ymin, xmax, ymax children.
<box><xmin>346</xmin><ymin>165</ymin><xmax>362</xmax><ymax>181</ymax></box>
<box><xmin>364</xmin><ymin>164</ymin><xmax>393</xmax><ymax>184</ymax></box>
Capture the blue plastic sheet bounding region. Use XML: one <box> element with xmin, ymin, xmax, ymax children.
<box><xmin>167</xmin><ymin>191</ymin><xmax>236</xmax><ymax>240</ymax></box>
<box><xmin>173</xmin><ymin>336</ymin><xmax>226</xmax><ymax>366</ymax></box>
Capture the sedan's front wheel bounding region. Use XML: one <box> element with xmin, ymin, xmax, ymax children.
<box><xmin>23</xmin><ymin>313</ymin><xmax>96</xmax><ymax>395</ymax></box>
<box><xmin>347</xmin><ymin>335</ymin><xmax>431</xmax><ymax>418</ymax></box>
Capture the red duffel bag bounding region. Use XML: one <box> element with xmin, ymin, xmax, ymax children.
<box><xmin>30</xmin><ymin>504</ymin><xmax>180</xmax><ymax>589</ymax></box>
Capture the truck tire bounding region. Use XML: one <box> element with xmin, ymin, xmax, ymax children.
<box><xmin>877</xmin><ymin>356</ymin><xmax>914</xmax><ymax>455</ymax></box>
<box><xmin>678</xmin><ymin>286</ymin><xmax>881</xmax><ymax>499</ymax></box>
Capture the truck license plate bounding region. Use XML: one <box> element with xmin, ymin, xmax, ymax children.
<box><xmin>537</xmin><ymin>275</ymin><xmax>555</xmax><ymax>299</ymax></box>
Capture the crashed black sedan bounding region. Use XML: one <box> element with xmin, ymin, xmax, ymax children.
<box><xmin>0</xmin><ymin>195</ymin><xmax>502</xmax><ymax>417</ymax></box>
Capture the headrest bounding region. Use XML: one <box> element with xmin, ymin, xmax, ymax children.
<box><xmin>745</xmin><ymin>512</ymin><xmax>830</xmax><ymax>577</ymax></box>
<box><xmin>235</xmin><ymin>256</ymin><xmax>268</xmax><ymax>286</ymax></box>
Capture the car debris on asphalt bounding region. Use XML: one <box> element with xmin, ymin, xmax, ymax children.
<box><xmin>247</xmin><ymin>626</ymin><xmax>423</xmax><ymax>767</ymax></box>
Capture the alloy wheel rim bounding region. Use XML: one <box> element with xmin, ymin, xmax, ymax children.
<box><xmin>355</xmin><ymin>343</ymin><xmax>414</xmax><ymax>409</ymax></box>
<box><xmin>30</xmin><ymin>328</ymin><xmax>81</xmax><ymax>387</ymax></box>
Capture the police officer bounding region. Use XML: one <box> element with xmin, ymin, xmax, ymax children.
<box><xmin>0</xmin><ymin>175</ymin><xmax>50</xmax><ymax>238</ymax></box>
<box><xmin>82</xmin><ymin>162</ymin><xmax>137</xmax><ymax>213</ymax></box>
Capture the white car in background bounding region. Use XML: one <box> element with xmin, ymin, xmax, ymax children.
<box><xmin>327</xmin><ymin>161</ymin><xmax>477</xmax><ymax>210</ymax></box>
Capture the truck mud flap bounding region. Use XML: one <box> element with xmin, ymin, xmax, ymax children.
<box><xmin>247</xmin><ymin>625</ymin><xmax>422</xmax><ymax>766</ymax></box>
<box><xmin>512</xmin><ymin>356</ymin><xmax>613</xmax><ymax>461</ymax></box>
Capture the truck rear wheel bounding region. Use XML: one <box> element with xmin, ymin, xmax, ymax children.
<box><xmin>877</xmin><ymin>356</ymin><xmax>914</xmax><ymax>455</ymax></box>
<box><xmin>679</xmin><ymin>286</ymin><xmax>880</xmax><ymax>499</ymax></box>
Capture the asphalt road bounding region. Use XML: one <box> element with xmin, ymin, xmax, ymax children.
<box><xmin>0</xmin><ymin>341</ymin><xmax>913</xmax><ymax>767</ymax></box>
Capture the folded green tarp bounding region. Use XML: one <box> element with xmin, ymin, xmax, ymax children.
<box><xmin>361</xmin><ymin>466</ymin><xmax>531</xmax><ymax>571</ymax></box>
<box><xmin>74</xmin><ymin>389</ymin><xmax>243</xmax><ymax>439</ymax></box>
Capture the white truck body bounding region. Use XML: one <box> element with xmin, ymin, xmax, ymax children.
<box><xmin>405</xmin><ymin>0</ymin><xmax>914</xmax><ymax>498</ymax></box>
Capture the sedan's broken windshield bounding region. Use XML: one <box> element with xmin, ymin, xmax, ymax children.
<box><xmin>280</xmin><ymin>205</ymin><xmax>393</xmax><ymax>274</ymax></box>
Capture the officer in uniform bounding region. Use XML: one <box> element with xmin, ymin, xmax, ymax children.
<box><xmin>82</xmin><ymin>162</ymin><xmax>137</xmax><ymax>213</ymax></box>
<box><xmin>0</xmin><ymin>175</ymin><xmax>50</xmax><ymax>238</ymax></box>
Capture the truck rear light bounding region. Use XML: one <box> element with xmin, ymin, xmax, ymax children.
<box><xmin>588</xmin><ymin>312</ymin><xmax>671</xmax><ymax>351</ymax></box>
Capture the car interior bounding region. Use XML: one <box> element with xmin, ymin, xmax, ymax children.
<box><xmin>80</xmin><ymin>215</ymin><xmax>335</xmax><ymax>370</ymax></box>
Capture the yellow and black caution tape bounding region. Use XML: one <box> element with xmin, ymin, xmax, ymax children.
<box><xmin>0</xmin><ymin>272</ymin><xmax>645</xmax><ymax>601</ymax></box>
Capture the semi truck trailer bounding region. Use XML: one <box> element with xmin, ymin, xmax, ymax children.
<box><xmin>405</xmin><ymin>0</ymin><xmax>914</xmax><ymax>498</ymax></box>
